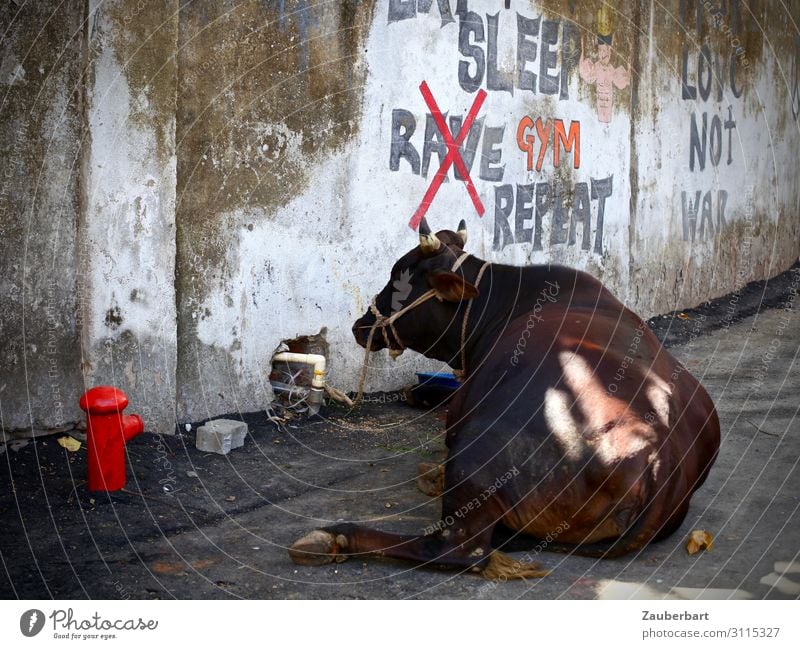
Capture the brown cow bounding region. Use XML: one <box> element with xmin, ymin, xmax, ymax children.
<box><xmin>289</xmin><ymin>219</ymin><xmax>720</xmax><ymax>577</ymax></box>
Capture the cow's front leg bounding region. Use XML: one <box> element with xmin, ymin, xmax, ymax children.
<box><xmin>290</xmin><ymin>482</ymin><xmax>499</xmax><ymax>570</ymax></box>
<box><xmin>289</xmin><ymin>486</ymin><xmax>547</xmax><ymax>578</ymax></box>
<box><xmin>289</xmin><ymin>521</ymin><xmax>493</xmax><ymax>572</ymax></box>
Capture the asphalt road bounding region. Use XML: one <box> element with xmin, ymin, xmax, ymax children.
<box><xmin>1</xmin><ymin>269</ymin><xmax>798</xmax><ymax>599</ymax></box>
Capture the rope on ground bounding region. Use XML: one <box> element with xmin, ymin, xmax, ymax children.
<box><xmin>324</xmin><ymin>384</ymin><xmax>354</xmax><ymax>408</ymax></box>
<box><xmin>480</xmin><ymin>550</ymin><xmax>550</xmax><ymax>580</ymax></box>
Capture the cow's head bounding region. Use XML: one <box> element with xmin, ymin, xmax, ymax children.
<box><xmin>351</xmin><ymin>218</ymin><xmax>479</xmax><ymax>365</ymax></box>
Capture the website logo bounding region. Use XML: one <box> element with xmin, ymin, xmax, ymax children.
<box><xmin>20</xmin><ymin>609</ymin><xmax>45</xmax><ymax>637</ymax></box>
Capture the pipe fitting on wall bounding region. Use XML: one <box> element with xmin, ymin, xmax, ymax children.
<box><xmin>272</xmin><ymin>352</ymin><xmax>326</xmax><ymax>414</ymax></box>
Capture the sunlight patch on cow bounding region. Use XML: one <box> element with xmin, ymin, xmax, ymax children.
<box><xmin>543</xmin><ymin>387</ymin><xmax>584</xmax><ymax>460</ymax></box>
<box><xmin>646</xmin><ymin>383</ymin><xmax>671</xmax><ymax>427</ymax></box>
<box><xmin>558</xmin><ymin>350</ymin><xmax>599</xmax><ymax>394</ymax></box>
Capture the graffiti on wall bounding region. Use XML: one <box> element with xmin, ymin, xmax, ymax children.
<box><xmin>578</xmin><ymin>7</ymin><xmax>631</xmax><ymax>124</ymax></box>
<box><xmin>386</xmin><ymin>0</ymin><xmax>625</xmax><ymax>254</ymax></box>
<box><xmin>679</xmin><ymin>0</ymin><xmax>753</xmax><ymax>243</ymax></box>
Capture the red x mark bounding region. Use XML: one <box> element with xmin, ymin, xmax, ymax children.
<box><xmin>409</xmin><ymin>82</ymin><xmax>487</xmax><ymax>230</ymax></box>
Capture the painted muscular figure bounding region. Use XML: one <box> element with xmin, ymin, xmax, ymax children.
<box><xmin>579</xmin><ymin>38</ymin><xmax>631</xmax><ymax>124</ymax></box>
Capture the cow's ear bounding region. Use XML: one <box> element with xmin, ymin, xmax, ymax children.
<box><xmin>428</xmin><ymin>271</ymin><xmax>479</xmax><ymax>302</ymax></box>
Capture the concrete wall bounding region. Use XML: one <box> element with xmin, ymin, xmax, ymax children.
<box><xmin>1</xmin><ymin>0</ymin><xmax>798</xmax><ymax>434</ymax></box>
<box><xmin>0</xmin><ymin>1</ymin><xmax>85</xmax><ymax>432</ymax></box>
<box><xmin>632</xmin><ymin>1</ymin><xmax>800</xmax><ymax>314</ymax></box>
<box><xmin>174</xmin><ymin>0</ymin><xmax>378</xmax><ymax>420</ymax></box>
<box><xmin>80</xmin><ymin>0</ymin><xmax>178</xmax><ymax>435</ymax></box>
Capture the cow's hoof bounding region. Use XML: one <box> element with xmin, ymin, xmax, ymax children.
<box><xmin>417</xmin><ymin>462</ymin><xmax>445</xmax><ymax>497</ymax></box>
<box><xmin>289</xmin><ymin>530</ymin><xmax>347</xmax><ymax>566</ymax></box>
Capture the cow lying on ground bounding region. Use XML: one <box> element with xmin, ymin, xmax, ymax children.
<box><xmin>289</xmin><ymin>219</ymin><xmax>720</xmax><ymax>577</ymax></box>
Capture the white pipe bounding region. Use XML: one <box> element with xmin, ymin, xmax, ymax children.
<box><xmin>272</xmin><ymin>352</ymin><xmax>326</xmax><ymax>388</ymax></box>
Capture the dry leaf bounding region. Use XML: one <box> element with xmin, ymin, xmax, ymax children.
<box><xmin>57</xmin><ymin>436</ymin><xmax>81</xmax><ymax>452</ymax></box>
<box><xmin>686</xmin><ymin>529</ymin><xmax>714</xmax><ymax>555</ymax></box>
<box><xmin>677</xmin><ymin>312</ymin><xmax>690</xmax><ymax>320</ymax></box>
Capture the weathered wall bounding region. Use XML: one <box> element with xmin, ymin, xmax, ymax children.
<box><xmin>175</xmin><ymin>0</ymin><xmax>380</xmax><ymax>419</ymax></box>
<box><xmin>80</xmin><ymin>0</ymin><xmax>179</xmax><ymax>435</ymax></box>
<box><xmin>0</xmin><ymin>1</ymin><xmax>85</xmax><ymax>432</ymax></box>
<box><xmin>631</xmin><ymin>0</ymin><xmax>800</xmax><ymax>314</ymax></box>
<box><xmin>1</xmin><ymin>0</ymin><xmax>798</xmax><ymax>435</ymax></box>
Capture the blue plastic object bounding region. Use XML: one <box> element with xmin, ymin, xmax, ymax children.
<box><xmin>415</xmin><ymin>372</ymin><xmax>460</xmax><ymax>390</ymax></box>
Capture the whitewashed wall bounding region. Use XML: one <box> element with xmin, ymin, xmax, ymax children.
<box><xmin>2</xmin><ymin>0</ymin><xmax>798</xmax><ymax>434</ymax></box>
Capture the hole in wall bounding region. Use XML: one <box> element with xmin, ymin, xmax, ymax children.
<box><xmin>269</xmin><ymin>328</ymin><xmax>328</xmax><ymax>412</ymax></box>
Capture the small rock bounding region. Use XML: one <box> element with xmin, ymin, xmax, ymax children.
<box><xmin>185</xmin><ymin>423</ymin><xmax>192</xmax><ymax>432</ymax></box>
<box><xmin>225</xmin><ymin>496</ymin><xmax>236</xmax><ymax>502</ymax></box>
<box><xmin>384</xmin><ymin>502</ymin><xmax>392</xmax><ymax>509</ymax></box>
<box><xmin>196</xmin><ymin>419</ymin><xmax>248</xmax><ymax>455</ymax></box>
<box><xmin>186</xmin><ymin>471</ymin><xmax>198</xmax><ymax>478</ymax></box>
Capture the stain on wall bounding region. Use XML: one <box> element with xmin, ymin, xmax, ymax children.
<box><xmin>79</xmin><ymin>0</ymin><xmax>179</xmax><ymax>435</ymax></box>
<box><xmin>175</xmin><ymin>0</ymin><xmax>377</xmax><ymax>419</ymax></box>
<box><xmin>0</xmin><ymin>1</ymin><xmax>85</xmax><ymax>431</ymax></box>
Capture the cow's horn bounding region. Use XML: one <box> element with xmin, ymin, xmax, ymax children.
<box><xmin>418</xmin><ymin>217</ymin><xmax>441</xmax><ymax>253</ymax></box>
<box><xmin>457</xmin><ymin>219</ymin><xmax>467</xmax><ymax>246</ymax></box>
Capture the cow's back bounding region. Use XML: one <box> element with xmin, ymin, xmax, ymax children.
<box><xmin>445</xmin><ymin>277</ymin><xmax>720</xmax><ymax>546</ymax></box>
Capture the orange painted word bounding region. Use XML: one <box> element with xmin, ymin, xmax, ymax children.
<box><xmin>516</xmin><ymin>117</ymin><xmax>580</xmax><ymax>172</ymax></box>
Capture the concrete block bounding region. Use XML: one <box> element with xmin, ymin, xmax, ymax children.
<box><xmin>195</xmin><ymin>419</ymin><xmax>248</xmax><ymax>455</ymax></box>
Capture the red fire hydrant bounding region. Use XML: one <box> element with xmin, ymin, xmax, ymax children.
<box><xmin>78</xmin><ymin>386</ymin><xmax>144</xmax><ymax>492</ymax></box>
